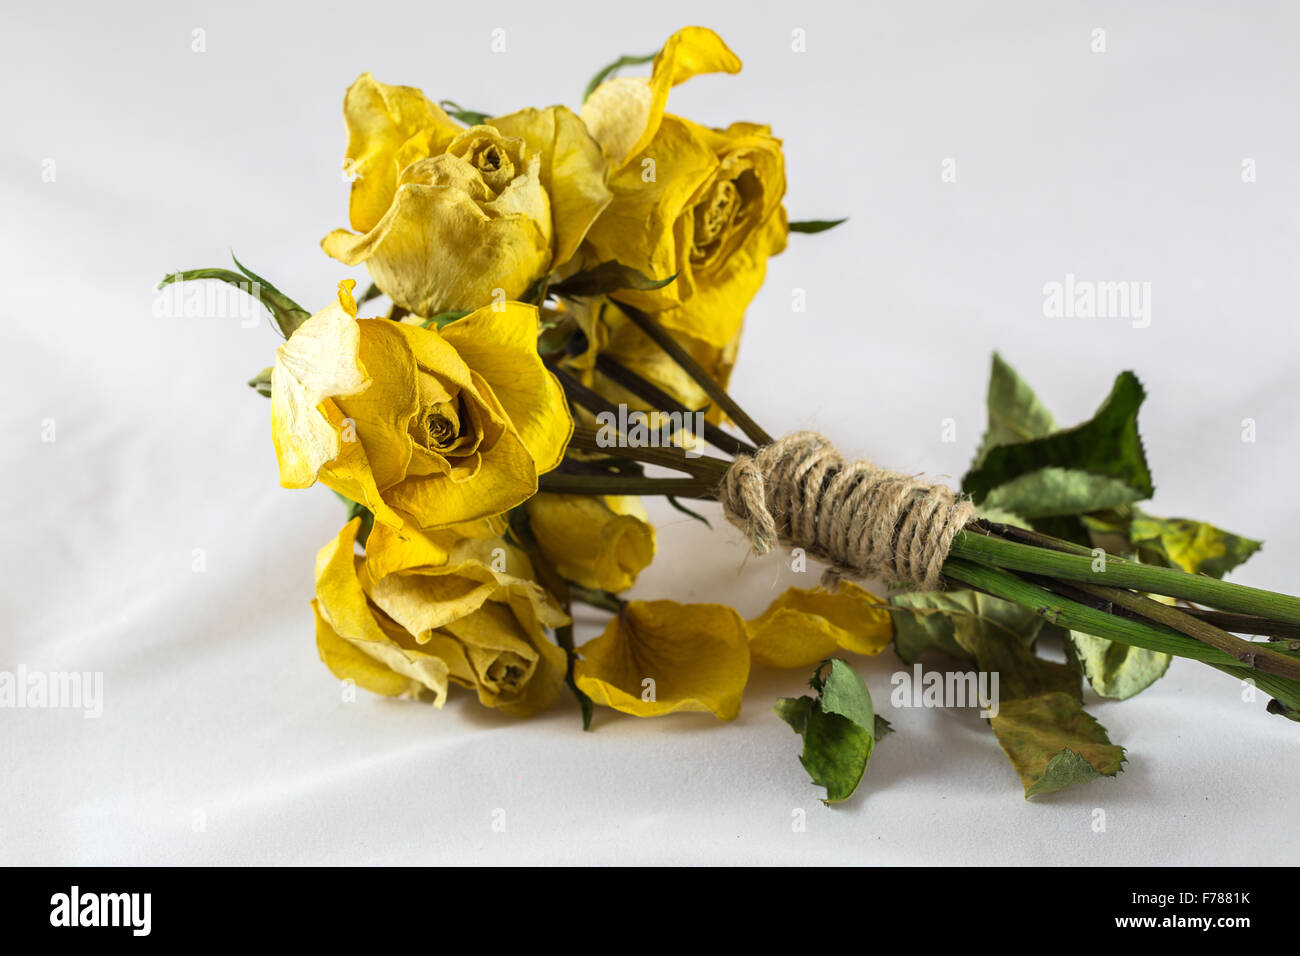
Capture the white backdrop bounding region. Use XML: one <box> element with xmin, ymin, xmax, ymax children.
<box><xmin>3</xmin><ymin>0</ymin><xmax>1297</xmax><ymax>865</ymax></box>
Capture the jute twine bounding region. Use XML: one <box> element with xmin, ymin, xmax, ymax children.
<box><xmin>719</xmin><ymin>432</ymin><xmax>975</xmax><ymax>591</ymax></box>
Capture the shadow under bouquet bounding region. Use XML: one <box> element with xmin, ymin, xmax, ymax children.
<box><xmin>165</xmin><ymin>26</ymin><xmax>1300</xmax><ymax>804</ymax></box>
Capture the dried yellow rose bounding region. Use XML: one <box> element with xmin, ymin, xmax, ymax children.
<box><xmin>271</xmin><ymin>280</ymin><xmax>572</xmax><ymax>531</ymax></box>
<box><xmin>525</xmin><ymin>494</ymin><xmax>656</xmax><ymax>593</ymax></box>
<box><xmin>314</xmin><ymin>517</ymin><xmax>570</xmax><ymax>716</ymax></box>
<box><xmin>575</xmin><ymin>600</ymin><xmax>750</xmax><ymax>719</ymax></box>
<box><xmin>580</xmin><ymin>27</ymin><xmax>788</xmax><ymax>350</ymax></box>
<box><xmin>322</xmin><ymin>74</ymin><xmax>611</xmax><ymax>317</ymax></box>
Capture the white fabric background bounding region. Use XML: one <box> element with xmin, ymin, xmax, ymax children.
<box><xmin>2</xmin><ymin>0</ymin><xmax>1297</xmax><ymax>865</ymax></box>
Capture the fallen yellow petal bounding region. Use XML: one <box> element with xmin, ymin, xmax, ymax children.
<box><xmin>746</xmin><ymin>581</ymin><xmax>894</xmax><ymax>669</ymax></box>
<box><xmin>575</xmin><ymin>600</ymin><xmax>749</xmax><ymax>719</ymax></box>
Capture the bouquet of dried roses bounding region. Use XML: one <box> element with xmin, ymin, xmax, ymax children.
<box><xmin>165</xmin><ymin>26</ymin><xmax>1300</xmax><ymax>803</ymax></box>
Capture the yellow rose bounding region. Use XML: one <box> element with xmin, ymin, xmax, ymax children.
<box><xmin>322</xmin><ymin>73</ymin><xmax>612</xmax><ymax>317</ymax></box>
<box><xmin>313</xmin><ymin>517</ymin><xmax>570</xmax><ymax>716</ymax></box>
<box><xmin>271</xmin><ymin>279</ymin><xmax>572</xmax><ymax>530</ymax></box>
<box><xmin>524</xmin><ymin>494</ymin><xmax>655</xmax><ymax>593</ymax></box>
<box><xmin>579</xmin><ymin>27</ymin><xmax>788</xmax><ymax>350</ymax></box>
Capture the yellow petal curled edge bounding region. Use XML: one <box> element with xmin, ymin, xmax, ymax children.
<box><xmin>581</xmin><ymin>26</ymin><xmax>742</xmax><ymax>169</ymax></box>
<box><xmin>341</xmin><ymin>73</ymin><xmax>462</xmax><ymax>234</ymax></box>
<box><xmin>313</xmin><ymin>518</ymin><xmax>452</xmax><ymax>704</ymax></box>
<box><xmin>270</xmin><ymin>280</ymin><xmax>370</xmax><ymax>489</ymax></box>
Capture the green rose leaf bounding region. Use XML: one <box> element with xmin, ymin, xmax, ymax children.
<box><xmin>1081</xmin><ymin>507</ymin><xmax>1262</xmax><ymax>580</ymax></box>
<box><xmin>951</xmin><ymin>617</ymin><xmax>1081</xmax><ymax>702</ymax></box>
<box><xmin>776</xmin><ymin>659</ymin><xmax>886</xmax><ymax>804</ymax></box>
<box><xmin>788</xmin><ymin>218</ymin><xmax>848</xmax><ymax>234</ymax></box>
<box><xmin>889</xmin><ymin>590</ymin><xmax>1043</xmax><ymax>664</ymax></box>
<box><xmin>964</xmin><ymin>370</ymin><xmax>1153</xmax><ymax>507</ymax></box>
<box><xmin>990</xmin><ymin>693</ymin><xmax>1126</xmax><ymax>798</ymax></box>
<box><xmin>548</xmin><ymin>261</ymin><xmax>677</xmax><ymax>299</ymax></box>
<box><xmin>582</xmin><ymin>51</ymin><xmax>658</xmax><ymax>104</ymax></box>
<box><xmin>982</xmin><ymin>467</ymin><xmax>1145</xmax><ymax>519</ymax></box>
<box><xmin>158</xmin><ymin>255</ymin><xmax>311</xmax><ymax>338</ymax></box>
<box><xmin>1128</xmin><ymin>512</ymin><xmax>1262</xmax><ymax>578</ymax></box>
<box><xmin>972</xmin><ymin>352</ymin><xmax>1057</xmax><ymax>469</ymax></box>
<box><xmin>439</xmin><ymin>99</ymin><xmax>491</xmax><ymax>126</ymax></box>
<box><xmin>247</xmin><ymin>366</ymin><xmax>272</xmax><ymax>398</ymax></box>
<box><xmin>891</xmin><ymin>586</ymin><xmax>1129</xmax><ymax>797</ymax></box>
<box><xmin>1068</xmin><ymin>630</ymin><xmax>1171</xmax><ymax>700</ymax></box>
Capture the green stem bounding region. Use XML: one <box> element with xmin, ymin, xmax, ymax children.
<box><xmin>1175</xmin><ymin>608</ymin><xmax>1300</xmax><ymax>644</ymax></box>
<box><xmin>592</xmin><ymin>354</ymin><xmax>756</xmax><ymax>457</ymax></box>
<box><xmin>567</xmin><ymin>426</ymin><xmax>731</xmax><ymax>481</ymax></box>
<box><xmin>568</xmin><ymin>584</ymin><xmax>626</xmax><ymax>613</ymax></box>
<box><xmin>507</xmin><ymin>509</ymin><xmax>593</xmax><ymax>729</ymax></box>
<box><xmin>1070</xmin><ymin>581</ymin><xmax>1300</xmax><ymax>681</ymax></box>
<box><xmin>538</xmin><ymin>473</ymin><xmax>719</xmax><ymax>499</ymax></box>
<box><xmin>943</xmin><ymin>559</ymin><xmax>1300</xmax><ymax>709</ymax></box>
<box><xmin>950</xmin><ymin>529</ymin><xmax>1300</xmax><ymax>625</ymax></box>
<box><xmin>944</xmin><ymin>559</ymin><xmax>1239</xmax><ymax>665</ymax></box>
<box><xmin>613</xmin><ymin>300</ymin><xmax>774</xmax><ymax>448</ymax></box>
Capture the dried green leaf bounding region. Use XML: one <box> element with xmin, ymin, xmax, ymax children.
<box><xmin>439</xmin><ymin>99</ymin><xmax>490</xmax><ymax>125</ymax></box>
<box><xmin>776</xmin><ymin>659</ymin><xmax>884</xmax><ymax>804</ymax></box>
<box><xmin>972</xmin><ymin>352</ymin><xmax>1057</xmax><ymax>469</ymax></box>
<box><xmin>549</xmin><ymin>261</ymin><xmax>677</xmax><ymax>299</ymax></box>
<box><xmin>1068</xmin><ymin>630</ymin><xmax>1171</xmax><ymax>700</ymax></box>
<box><xmin>989</xmin><ymin>693</ymin><xmax>1126</xmax><ymax>797</ymax></box>
<box><xmin>665</xmin><ymin>495</ymin><xmax>712</xmax><ymax>528</ymax></box>
<box><xmin>982</xmin><ymin>467</ymin><xmax>1145</xmax><ymax>519</ymax></box>
<box><xmin>889</xmin><ymin>590</ymin><xmax>1043</xmax><ymax>664</ymax></box>
<box><xmin>582</xmin><ymin>51</ymin><xmax>657</xmax><ymax>104</ymax></box>
<box><xmin>788</xmin><ymin>218</ymin><xmax>847</xmax><ymax>234</ymax></box>
<box><xmin>1128</xmin><ymin>512</ymin><xmax>1262</xmax><ymax>578</ymax></box>
<box><xmin>157</xmin><ymin>260</ymin><xmax>310</xmax><ymax>338</ymax></box>
<box><xmin>247</xmin><ymin>366</ymin><xmax>272</xmax><ymax>398</ymax></box>
<box><xmin>951</xmin><ymin>617</ymin><xmax>1081</xmax><ymax>701</ymax></box>
<box><xmin>964</xmin><ymin>370</ymin><xmax>1153</xmax><ymax>505</ymax></box>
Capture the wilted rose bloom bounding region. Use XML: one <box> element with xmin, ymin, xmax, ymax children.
<box><xmin>314</xmin><ymin>518</ymin><xmax>569</xmax><ymax>716</ymax></box>
<box><xmin>579</xmin><ymin>27</ymin><xmax>788</xmax><ymax>351</ymax></box>
<box><xmin>270</xmin><ymin>280</ymin><xmax>572</xmax><ymax>531</ymax></box>
<box><xmin>323</xmin><ymin>74</ymin><xmax>612</xmax><ymax>317</ymax></box>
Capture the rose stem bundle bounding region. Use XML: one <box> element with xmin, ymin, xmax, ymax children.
<box><xmin>540</xmin><ymin>301</ymin><xmax>1300</xmax><ymax>718</ymax></box>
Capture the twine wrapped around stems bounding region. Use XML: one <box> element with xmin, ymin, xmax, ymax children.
<box><xmin>719</xmin><ymin>432</ymin><xmax>975</xmax><ymax>591</ymax></box>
